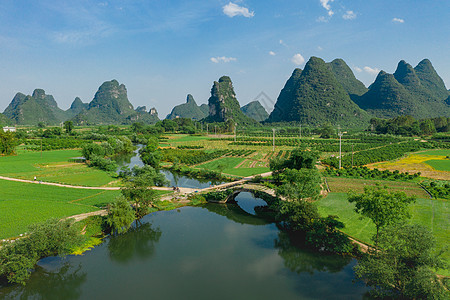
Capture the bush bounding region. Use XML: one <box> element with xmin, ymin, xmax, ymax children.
<box><xmin>0</xmin><ymin>218</ymin><xmax>83</xmax><ymax>285</ymax></box>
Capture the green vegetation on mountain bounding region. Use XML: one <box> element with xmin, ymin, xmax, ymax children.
<box><xmin>166</xmin><ymin>94</ymin><xmax>208</xmax><ymax>120</ymax></box>
<box><xmin>3</xmin><ymin>89</ymin><xmax>67</xmax><ymax>125</ymax></box>
<box><xmin>414</xmin><ymin>59</ymin><xmax>449</xmax><ymax>100</ymax></box>
<box><xmin>356</xmin><ymin>71</ymin><xmax>418</xmax><ymax>118</ymax></box>
<box><xmin>240</xmin><ymin>100</ymin><xmax>268</xmax><ymax>122</ymax></box>
<box><xmin>268</xmin><ymin>57</ymin><xmax>370</xmax><ymax>127</ymax></box>
<box><xmin>72</xmin><ymin>80</ymin><xmax>136</xmax><ymax>125</ymax></box>
<box><xmin>0</xmin><ymin>113</ymin><xmax>10</xmax><ymax>126</ymax></box>
<box><xmin>357</xmin><ymin>60</ymin><xmax>450</xmax><ymax>119</ymax></box>
<box><xmin>65</xmin><ymin>97</ymin><xmax>88</xmax><ymax>118</ymax></box>
<box><xmin>204</xmin><ymin>76</ymin><xmax>258</xmax><ymax>126</ymax></box>
<box><xmin>126</xmin><ymin>107</ymin><xmax>160</xmax><ymax>125</ymax></box>
<box><xmin>135</xmin><ymin>106</ymin><xmax>147</xmax><ymax>113</ymax></box>
<box><xmin>327</xmin><ymin>58</ymin><xmax>368</xmax><ymax>98</ymax></box>
<box><xmin>267</xmin><ymin>68</ymin><xmax>302</xmax><ymax>122</ymax></box>
<box><xmin>199</xmin><ymin>104</ymin><xmax>209</xmax><ymax>116</ymax></box>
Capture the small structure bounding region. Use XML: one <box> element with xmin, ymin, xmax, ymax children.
<box><xmin>2</xmin><ymin>126</ymin><xmax>16</xmax><ymax>132</ymax></box>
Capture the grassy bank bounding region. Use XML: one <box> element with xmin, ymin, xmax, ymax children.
<box><xmin>316</xmin><ymin>192</ymin><xmax>449</xmax><ymax>276</ymax></box>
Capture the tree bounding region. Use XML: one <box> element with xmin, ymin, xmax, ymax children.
<box><xmin>287</xmin><ymin>148</ymin><xmax>320</xmax><ymax>170</ymax></box>
<box><xmin>106</xmin><ymin>197</ymin><xmax>135</xmax><ymax>235</ymax></box>
<box><xmin>277</xmin><ymin>199</ymin><xmax>319</xmax><ymax>232</ymax></box>
<box><xmin>306</xmin><ymin>216</ymin><xmax>353</xmax><ymax>253</ymax></box>
<box><xmin>348</xmin><ymin>186</ymin><xmax>416</xmax><ymax>245</ymax></box>
<box><xmin>0</xmin><ymin>130</ymin><xmax>18</xmax><ymax>155</ymax></box>
<box><xmin>64</xmin><ymin>121</ymin><xmax>74</xmax><ymax>133</ymax></box>
<box><xmin>121</xmin><ymin>166</ymin><xmax>166</xmax><ymax>219</ymax></box>
<box><xmin>354</xmin><ymin>223</ymin><xmax>448</xmax><ymax>299</ymax></box>
<box><xmin>276</xmin><ymin>168</ymin><xmax>322</xmax><ymax>201</ymax></box>
<box><xmin>319</xmin><ymin>123</ymin><xmax>335</xmax><ymax>139</ymax></box>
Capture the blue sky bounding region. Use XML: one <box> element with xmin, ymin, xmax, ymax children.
<box><xmin>1</xmin><ymin>0</ymin><xmax>449</xmax><ymax>117</ymax></box>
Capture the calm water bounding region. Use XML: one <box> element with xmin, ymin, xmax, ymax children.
<box><xmin>115</xmin><ymin>145</ymin><xmax>223</xmax><ymax>189</ymax></box>
<box><xmin>0</xmin><ymin>193</ymin><xmax>368</xmax><ymax>299</ymax></box>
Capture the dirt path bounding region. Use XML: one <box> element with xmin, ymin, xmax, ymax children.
<box><xmin>0</xmin><ymin>175</ymin><xmax>174</xmax><ymax>191</ymax></box>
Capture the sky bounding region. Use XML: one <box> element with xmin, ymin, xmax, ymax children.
<box><xmin>0</xmin><ymin>0</ymin><xmax>449</xmax><ymax>117</ymax></box>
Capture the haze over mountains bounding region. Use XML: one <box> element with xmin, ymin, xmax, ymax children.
<box><xmin>1</xmin><ymin>57</ymin><xmax>449</xmax><ymax>127</ymax></box>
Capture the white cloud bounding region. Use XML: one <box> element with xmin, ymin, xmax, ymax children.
<box><xmin>269</xmin><ymin>51</ymin><xmax>276</xmax><ymax>56</ymax></box>
<box><xmin>343</xmin><ymin>10</ymin><xmax>356</xmax><ymax>20</ymax></box>
<box><xmin>363</xmin><ymin>66</ymin><xmax>380</xmax><ymax>74</ymax></box>
<box><xmin>392</xmin><ymin>17</ymin><xmax>405</xmax><ymax>23</ymax></box>
<box><xmin>353</xmin><ymin>66</ymin><xmax>362</xmax><ymax>73</ymax></box>
<box><xmin>279</xmin><ymin>39</ymin><xmax>288</xmax><ymax>47</ymax></box>
<box><xmin>291</xmin><ymin>53</ymin><xmax>305</xmax><ymax>65</ymax></box>
<box><xmin>223</xmin><ymin>2</ymin><xmax>254</xmax><ymax>18</ymax></box>
<box><xmin>317</xmin><ymin>46</ymin><xmax>323</xmax><ymax>51</ymax></box>
<box><xmin>316</xmin><ymin>16</ymin><xmax>328</xmax><ymax>23</ymax></box>
<box><xmin>210</xmin><ymin>56</ymin><xmax>237</xmax><ymax>63</ymax></box>
<box><xmin>320</xmin><ymin>0</ymin><xmax>334</xmax><ymax>16</ymax></box>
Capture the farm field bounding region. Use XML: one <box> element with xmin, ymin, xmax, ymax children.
<box><xmin>370</xmin><ymin>149</ymin><xmax>450</xmax><ymax>180</ymax></box>
<box><xmin>425</xmin><ymin>159</ymin><xmax>450</xmax><ymax>172</ymax></box>
<box><xmin>325</xmin><ymin>177</ymin><xmax>429</xmax><ymax>198</ymax></box>
<box><xmin>0</xmin><ymin>149</ymin><xmax>117</xmax><ymax>187</ymax></box>
<box><xmin>0</xmin><ymin>179</ymin><xmax>121</xmax><ymax>239</ymax></box>
<box><xmin>317</xmin><ymin>192</ymin><xmax>450</xmax><ymax>276</ymax></box>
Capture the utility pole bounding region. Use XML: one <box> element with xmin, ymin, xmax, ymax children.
<box><xmin>206</xmin><ymin>124</ymin><xmax>209</xmax><ymax>135</ymax></box>
<box><xmin>338</xmin><ymin>127</ymin><xmax>343</xmax><ymax>169</ymax></box>
<box><xmin>272</xmin><ymin>128</ymin><xmax>276</xmax><ymax>152</ymax></box>
<box><xmin>234</xmin><ymin>123</ymin><xmax>237</xmax><ymax>142</ymax></box>
<box><xmin>351</xmin><ymin>144</ymin><xmax>354</xmax><ymax>168</ymax></box>
<box><xmin>299</xmin><ymin>124</ymin><xmax>302</xmax><ymax>139</ymax></box>
<box><xmin>214</xmin><ymin>125</ymin><xmax>217</xmax><ymax>136</ymax></box>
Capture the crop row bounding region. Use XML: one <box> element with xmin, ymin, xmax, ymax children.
<box><xmin>23</xmin><ymin>138</ymin><xmax>87</xmax><ymax>151</ymax></box>
<box><xmin>323</xmin><ymin>166</ymin><xmax>420</xmax><ymax>181</ymax></box>
<box><xmin>322</xmin><ymin>141</ymin><xmax>435</xmax><ymax>168</ymax></box>
<box><xmin>160</xmin><ymin>149</ymin><xmax>229</xmax><ymax>165</ymax></box>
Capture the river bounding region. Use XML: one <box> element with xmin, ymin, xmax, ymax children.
<box><xmin>0</xmin><ymin>192</ymin><xmax>368</xmax><ymax>299</ymax></box>
<box><xmin>114</xmin><ymin>145</ymin><xmax>224</xmax><ymax>189</ymax></box>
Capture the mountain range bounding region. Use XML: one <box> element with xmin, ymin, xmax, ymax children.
<box><xmin>1</xmin><ymin>57</ymin><xmax>449</xmax><ymax>127</ymax></box>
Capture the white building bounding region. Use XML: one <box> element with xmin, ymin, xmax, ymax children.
<box><xmin>2</xmin><ymin>126</ymin><xmax>16</xmax><ymax>132</ymax></box>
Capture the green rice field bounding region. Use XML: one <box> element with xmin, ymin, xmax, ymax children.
<box><xmin>0</xmin><ymin>149</ymin><xmax>117</xmax><ymax>186</ymax></box>
<box><xmin>0</xmin><ymin>179</ymin><xmax>120</xmax><ymax>239</ymax></box>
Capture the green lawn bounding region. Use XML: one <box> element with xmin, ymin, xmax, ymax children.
<box><xmin>425</xmin><ymin>159</ymin><xmax>450</xmax><ymax>172</ymax></box>
<box><xmin>0</xmin><ymin>149</ymin><xmax>117</xmax><ymax>186</ymax></box>
<box><xmin>0</xmin><ymin>179</ymin><xmax>120</xmax><ymax>239</ymax></box>
<box><xmin>317</xmin><ymin>193</ymin><xmax>450</xmax><ymax>276</ymax></box>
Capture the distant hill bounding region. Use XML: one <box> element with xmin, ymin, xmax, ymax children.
<box><xmin>199</xmin><ymin>104</ymin><xmax>209</xmax><ymax>116</ymax></box>
<box><xmin>356</xmin><ymin>59</ymin><xmax>450</xmax><ymax>118</ymax></box>
<box><xmin>72</xmin><ymin>80</ymin><xmax>136</xmax><ymax>125</ymax></box>
<box><xmin>166</xmin><ymin>94</ymin><xmax>208</xmax><ymax>120</ymax></box>
<box><xmin>126</xmin><ymin>107</ymin><xmax>160</xmax><ymax>124</ymax></box>
<box><xmin>241</xmin><ymin>101</ymin><xmax>268</xmax><ymax>122</ymax></box>
<box><xmin>65</xmin><ymin>97</ymin><xmax>88</xmax><ymax>119</ymax></box>
<box><xmin>267</xmin><ymin>57</ymin><xmax>370</xmax><ymax>127</ymax></box>
<box><xmin>3</xmin><ymin>89</ymin><xmax>68</xmax><ymax>125</ymax></box>
<box><xmin>204</xmin><ymin>76</ymin><xmax>258</xmax><ymax>126</ymax></box>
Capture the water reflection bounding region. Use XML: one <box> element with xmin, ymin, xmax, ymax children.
<box><xmin>0</xmin><ymin>263</ymin><xmax>87</xmax><ymax>300</ymax></box>
<box><xmin>275</xmin><ymin>231</ymin><xmax>352</xmax><ymax>275</ymax></box>
<box><xmin>108</xmin><ymin>222</ymin><xmax>161</xmax><ymax>263</ymax></box>
<box><xmin>202</xmin><ymin>203</ymin><xmax>271</xmax><ymax>226</ymax></box>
